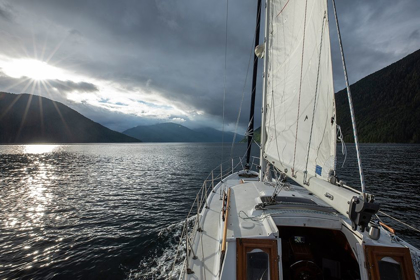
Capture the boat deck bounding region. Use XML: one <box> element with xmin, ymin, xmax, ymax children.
<box><xmin>186</xmin><ymin>173</ymin><xmax>250</xmax><ymax>279</ymax></box>
<box><xmin>184</xmin><ymin>173</ymin><xmax>420</xmax><ymax>280</ymax></box>
<box><xmin>186</xmin><ymin>173</ymin><xmax>340</xmax><ymax>279</ymax></box>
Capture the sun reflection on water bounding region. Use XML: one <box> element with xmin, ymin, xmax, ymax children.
<box><xmin>24</xmin><ymin>145</ymin><xmax>59</xmax><ymax>154</ymax></box>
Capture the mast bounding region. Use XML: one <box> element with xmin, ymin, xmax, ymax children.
<box><xmin>245</xmin><ymin>0</ymin><xmax>262</xmax><ymax>169</ymax></box>
<box><xmin>260</xmin><ymin>0</ymin><xmax>270</xmax><ymax>180</ymax></box>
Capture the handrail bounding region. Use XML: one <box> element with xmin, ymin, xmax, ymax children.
<box><xmin>221</xmin><ymin>188</ymin><xmax>231</xmax><ymax>253</ymax></box>
<box><xmin>379</xmin><ymin>222</ymin><xmax>395</xmax><ymax>235</ymax></box>
<box><xmin>170</xmin><ymin>156</ymin><xmax>260</xmax><ymax>278</ymax></box>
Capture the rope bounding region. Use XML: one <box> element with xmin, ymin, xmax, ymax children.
<box><xmin>292</xmin><ymin>0</ymin><xmax>309</xmax><ymax>176</ymax></box>
<box><xmin>331</xmin><ymin>0</ymin><xmax>366</xmax><ymax>195</ymax></box>
<box><xmin>336</xmin><ymin>125</ymin><xmax>347</xmax><ymax>168</ymax></box>
<box><xmin>304</xmin><ymin>12</ymin><xmax>326</xmax><ymax>182</ymax></box>
<box><xmin>378</xmin><ymin>211</ymin><xmax>420</xmax><ymax>234</ymax></box>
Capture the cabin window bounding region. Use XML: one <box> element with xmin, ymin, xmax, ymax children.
<box><xmin>364</xmin><ymin>245</ymin><xmax>415</xmax><ymax>280</ymax></box>
<box><xmin>378</xmin><ymin>257</ymin><xmax>403</xmax><ymax>280</ymax></box>
<box><xmin>236</xmin><ymin>238</ymin><xmax>279</xmax><ymax>280</ymax></box>
<box><xmin>247</xmin><ymin>249</ymin><xmax>269</xmax><ymax>280</ymax></box>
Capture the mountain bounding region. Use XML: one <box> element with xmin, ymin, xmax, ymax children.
<box><xmin>123</xmin><ymin>123</ymin><xmax>244</xmax><ymax>142</ymax></box>
<box><xmin>123</xmin><ymin>123</ymin><xmax>206</xmax><ymax>142</ymax></box>
<box><xmin>192</xmin><ymin>127</ymin><xmax>243</xmax><ymax>143</ymax></box>
<box><xmin>335</xmin><ymin>49</ymin><xmax>420</xmax><ymax>143</ymax></box>
<box><xmin>0</xmin><ymin>92</ymin><xmax>140</xmax><ymax>143</ymax></box>
<box><xmin>248</xmin><ymin>50</ymin><xmax>420</xmax><ymax>144</ymax></box>
<box><xmin>240</xmin><ymin>127</ymin><xmax>261</xmax><ymax>143</ymax></box>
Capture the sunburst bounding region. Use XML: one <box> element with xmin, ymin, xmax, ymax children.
<box><xmin>0</xmin><ymin>53</ymin><xmax>76</xmax><ymax>142</ymax></box>
<box><xmin>2</xmin><ymin>58</ymin><xmax>64</xmax><ymax>81</ymax></box>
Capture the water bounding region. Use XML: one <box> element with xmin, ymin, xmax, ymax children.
<box><xmin>0</xmin><ymin>143</ymin><xmax>419</xmax><ymax>279</ymax></box>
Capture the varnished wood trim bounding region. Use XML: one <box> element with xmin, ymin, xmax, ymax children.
<box><xmin>236</xmin><ymin>238</ymin><xmax>279</xmax><ymax>280</ymax></box>
<box><xmin>364</xmin><ymin>245</ymin><xmax>416</xmax><ymax>280</ymax></box>
<box><xmin>221</xmin><ymin>188</ymin><xmax>231</xmax><ymax>253</ymax></box>
<box><xmin>379</xmin><ymin>222</ymin><xmax>395</xmax><ymax>234</ymax></box>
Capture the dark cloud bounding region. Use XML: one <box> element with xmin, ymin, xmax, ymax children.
<box><xmin>69</xmin><ymin>29</ymin><xmax>82</xmax><ymax>36</ymax></box>
<box><xmin>0</xmin><ymin>4</ymin><xmax>13</xmax><ymax>22</ymax></box>
<box><xmin>48</xmin><ymin>80</ymin><xmax>98</xmax><ymax>93</ymax></box>
<box><xmin>409</xmin><ymin>29</ymin><xmax>419</xmax><ymax>40</ymax></box>
<box><xmin>0</xmin><ymin>0</ymin><xmax>419</xmax><ymax>132</ymax></box>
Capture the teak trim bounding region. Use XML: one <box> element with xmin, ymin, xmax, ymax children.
<box><xmin>236</xmin><ymin>238</ymin><xmax>279</xmax><ymax>280</ymax></box>
<box><xmin>221</xmin><ymin>188</ymin><xmax>231</xmax><ymax>253</ymax></box>
<box><xmin>364</xmin><ymin>245</ymin><xmax>415</xmax><ymax>280</ymax></box>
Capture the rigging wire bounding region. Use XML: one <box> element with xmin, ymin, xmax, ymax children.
<box><xmin>221</xmin><ymin>0</ymin><xmax>229</xmax><ymax>168</ymax></box>
<box><xmin>331</xmin><ymin>0</ymin><xmax>366</xmax><ymax>195</ymax></box>
<box><xmin>230</xmin><ymin>34</ymin><xmax>256</xmax><ymax>159</ymax></box>
<box><xmin>378</xmin><ymin>211</ymin><xmax>420</xmax><ymax>234</ymax></box>
<box><xmin>230</xmin><ymin>2</ymin><xmax>263</xmax><ymax>161</ymax></box>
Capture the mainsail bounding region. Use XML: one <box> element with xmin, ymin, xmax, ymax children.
<box><xmin>263</xmin><ymin>0</ymin><xmax>336</xmax><ymax>181</ymax></box>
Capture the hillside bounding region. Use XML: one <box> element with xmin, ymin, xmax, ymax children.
<box><xmin>335</xmin><ymin>49</ymin><xmax>420</xmax><ymax>143</ymax></box>
<box><xmin>192</xmin><ymin>127</ymin><xmax>243</xmax><ymax>143</ymax></box>
<box><xmin>123</xmin><ymin>123</ymin><xmax>243</xmax><ymax>142</ymax></box>
<box><xmin>0</xmin><ymin>92</ymin><xmax>140</xmax><ymax>143</ymax></box>
<box><xmin>240</xmin><ymin>127</ymin><xmax>261</xmax><ymax>143</ymax></box>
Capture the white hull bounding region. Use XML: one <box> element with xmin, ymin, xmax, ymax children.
<box><xmin>178</xmin><ymin>170</ymin><xmax>420</xmax><ymax>280</ymax></box>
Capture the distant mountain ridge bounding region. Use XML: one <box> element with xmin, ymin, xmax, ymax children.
<box><xmin>123</xmin><ymin>123</ymin><xmax>243</xmax><ymax>142</ymax></box>
<box><xmin>246</xmin><ymin>49</ymin><xmax>420</xmax><ymax>144</ymax></box>
<box><xmin>335</xmin><ymin>48</ymin><xmax>420</xmax><ymax>143</ymax></box>
<box><xmin>240</xmin><ymin>127</ymin><xmax>261</xmax><ymax>143</ymax></box>
<box><xmin>0</xmin><ymin>92</ymin><xmax>140</xmax><ymax>143</ymax></box>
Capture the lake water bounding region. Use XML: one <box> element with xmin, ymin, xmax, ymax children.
<box><xmin>0</xmin><ymin>143</ymin><xmax>419</xmax><ymax>279</ymax></box>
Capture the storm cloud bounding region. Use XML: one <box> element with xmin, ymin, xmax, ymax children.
<box><xmin>0</xmin><ymin>0</ymin><xmax>419</xmax><ymax>132</ymax></box>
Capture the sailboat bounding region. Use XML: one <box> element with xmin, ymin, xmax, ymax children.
<box><xmin>173</xmin><ymin>0</ymin><xmax>420</xmax><ymax>279</ymax></box>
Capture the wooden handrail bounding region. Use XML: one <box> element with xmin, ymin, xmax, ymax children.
<box><xmin>379</xmin><ymin>221</ymin><xmax>395</xmax><ymax>234</ymax></box>
<box><xmin>221</xmin><ymin>188</ymin><xmax>231</xmax><ymax>253</ymax></box>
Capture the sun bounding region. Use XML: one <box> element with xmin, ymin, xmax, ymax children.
<box><xmin>2</xmin><ymin>58</ymin><xmax>64</xmax><ymax>81</ymax></box>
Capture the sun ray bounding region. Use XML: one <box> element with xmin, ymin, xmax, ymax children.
<box><xmin>0</xmin><ymin>94</ymin><xmax>22</xmax><ymax>121</ymax></box>
<box><xmin>40</xmin><ymin>80</ymin><xmax>55</xmax><ymax>99</ymax></box>
<box><xmin>15</xmin><ymin>93</ymin><xmax>33</xmax><ymax>142</ymax></box>
<box><xmin>19</xmin><ymin>41</ymin><xmax>31</xmax><ymax>60</ymax></box>
<box><xmin>20</xmin><ymin>78</ymin><xmax>35</xmax><ymax>95</ymax></box>
<box><xmin>3</xmin><ymin>76</ymin><xmax>32</xmax><ymax>92</ymax></box>
<box><xmin>50</xmin><ymin>48</ymin><xmax>79</xmax><ymax>68</ymax></box>
<box><xmin>40</xmin><ymin>29</ymin><xmax>52</xmax><ymax>63</ymax></box>
<box><xmin>45</xmin><ymin>36</ymin><xmax>68</xmax><ymax>65</ymax></box>
<box><xmin>37</xmin><ymin>84</ymin><xmax>45</xmax><ymax>137</ymax></box>
<box><xmin>28</xmin><ymin>78</ymin><xmax>37</xmax><ymax>95</ymax></box>
<box><xmin>30</xmin><ymin>23</ymin><xmax>38</xmax><ymax>60</ymax></box>
<box><xmin>40</xmin><ymin>81</ymin><xmax>73</xmax><ymax>140</ymax></box>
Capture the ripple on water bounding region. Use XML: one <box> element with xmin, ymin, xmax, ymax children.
<box><xmin>0</xmin><ymin>143</ymin><xmax>419</xmax><ymax>279</ymax></box>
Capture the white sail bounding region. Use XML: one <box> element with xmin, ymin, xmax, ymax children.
<box><xmin>263</xmin><ymin>0</ymin><xmax>336</xmax><ymax>181</ymax></box>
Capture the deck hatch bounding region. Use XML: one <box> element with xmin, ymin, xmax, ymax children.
<box><xmin>260</xmin><ymin>196</ymin><xmax>317</xmax><ymax>205</ymax></box>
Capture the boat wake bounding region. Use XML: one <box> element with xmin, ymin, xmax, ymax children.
<box><xmin>126</xmin><ymin>216</ymin><xmax>196</xmax><ymax>280</ymax></box>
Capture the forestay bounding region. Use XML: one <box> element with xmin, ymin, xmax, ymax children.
<box><xmin>264</xmin><ymin>0</ymin><xmax>336</xmax><ymax>180</ymax></box>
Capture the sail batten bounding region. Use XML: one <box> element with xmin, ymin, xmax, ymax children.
<box><xmin>263</xmin><ymin>0</ymin><xmax>336</xmax><ymax>180</ymax></box>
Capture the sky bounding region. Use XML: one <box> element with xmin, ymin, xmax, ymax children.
<box><xmin>0</xmin><ymin>0</ymin><xmax>419</xmax><ymax>133</ymax></box>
